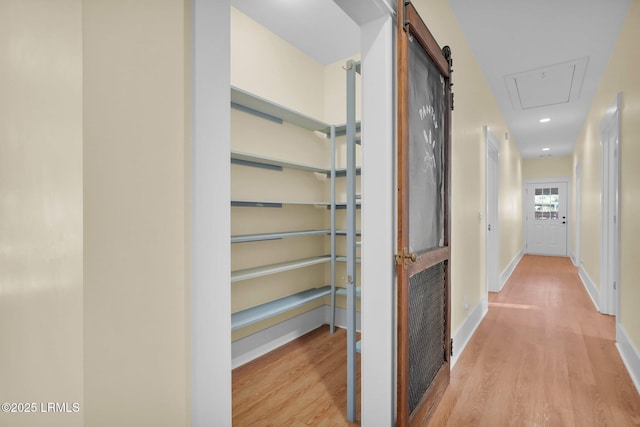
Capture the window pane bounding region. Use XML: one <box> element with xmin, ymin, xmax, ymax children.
<box><xmin>533</xmin><ymin>187</ymin><xmax>561</xmax><ymax>220</ymax></box>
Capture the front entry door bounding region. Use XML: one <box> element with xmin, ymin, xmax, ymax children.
<box><xmin>396</xmin><ymin>2</ymin><xmax>453</xmax><ymax>425</ymax></box>
<box><xmin>526</xmin><ymin>181</ymin><xmax>568</xmax><ymax>256</ymax></box>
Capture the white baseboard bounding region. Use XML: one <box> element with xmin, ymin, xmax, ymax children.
<box><xmin>232</xmin><ymin>306</ymin><xmax>326</xmax><ymax>368</ymax></box>
<box><xmin>231</xmin><ymin>305</ymin><xmax>362</xmax><ymax>368</ymax></box>
<box><xmin>616</xmin><ymin>323</ymin><xmax>640</xmax><ymax>396</ymax></box>
<box><xmin>499</xmin><ymin>249</ymin><xmax>523</xmax><ymax>291</ymax></box>
<box><xmin>570</xmin><ymin>251</ymin><xmax>579</xmax><ymax>267</ymax></box>
<box><xmin>578</xmin><ymin>265</ymin><xmax>600</xmax><ymax>312</ymax></box>
<box><xmin>451</xmin><ymin>295</ymin><xmax>488</xmax><ymax>369</ymax></box>
<box><xmin>327</xmin><ymin>305</ymin><xmax>362</xmax><ymax>333</ymax></box>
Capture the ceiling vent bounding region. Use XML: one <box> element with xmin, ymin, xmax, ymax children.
<box><xmin>505</xmin><ymin>57</ymin><xmax>589</xmax><ymax>109</ymax></box>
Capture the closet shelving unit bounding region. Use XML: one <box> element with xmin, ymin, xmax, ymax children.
<box><xmin>229</xmin><ymin>86</ymin><xmax>340</xmax><ymax>333</ymax></box>
<box><xmin>230</xmin><ymin>59</ymin><xmax>361</xmax><ymax>421</ymax></box>
<box><xmin>339</xmin><ymin>59</ymin><xmax>361</xmax><ymax>423</ymax></box>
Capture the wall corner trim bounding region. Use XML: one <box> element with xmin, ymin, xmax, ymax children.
<box><xmin>451</xmin><ymin>295</ymin><xmax>488</xmax><ymax>369</ymax></box>
<box><xmin>578</xmin><ymin>265</ymin><xmax>600</xmax><ymax>312</ymax></box>
<box><xmin>499</xmin><ymin>248</ymin><xmax>524</xmax><ymax>291</ymax></box>
<box><xmin>570</xmin><ymin>251</ymin><xmax>579</xmax><ymax>267</ymax></box>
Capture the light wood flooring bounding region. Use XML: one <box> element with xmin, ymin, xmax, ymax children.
<box><xmin>429</xmin><ymin>255</ymin><xmax>640</xmax><ymax>426</ymax></box>
<box><xmin>233</xmin><ymin>326</ymin><xmax>361</xmax><ymax>426</ymax></box>
<box><xmin>233</xmin><ymin>255</ymin><xmax>640</xmax><ymax>426</ymax></box>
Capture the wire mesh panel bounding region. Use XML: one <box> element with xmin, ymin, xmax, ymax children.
<box><xmin>408</xmin><ymin>261</ymin><xmax>445</xmax><ymax>412</ymax></box>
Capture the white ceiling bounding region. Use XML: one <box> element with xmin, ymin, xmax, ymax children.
<box><xmin>449</xmin><ymin>0</ymin><xmax>632</xmax><ymax>159</ymax></box>
<box><xmin>231</xmin><ymin>0</ymin><xmax>632</xmax><ymax>159</ymax></box>
<box><xmin>231</xmin><ymin>0</ymin><xmax>360</xmax><ymax>65</ymax></box>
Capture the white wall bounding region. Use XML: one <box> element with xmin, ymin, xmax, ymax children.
<box><xmin>191</xmin><ymin>0</ymin><xmax>232</xmax><ymax>425</ymax></box>
<box><xmin>359</xmin><ymin>13</ymin><xmax>397</xmax><ymax>427</ymax></box>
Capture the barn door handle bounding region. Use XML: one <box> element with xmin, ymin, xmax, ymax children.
<box><xmin>395</xmin><ymin>247</ymin><xmax>417</xmax><ymax>269</ymax></box>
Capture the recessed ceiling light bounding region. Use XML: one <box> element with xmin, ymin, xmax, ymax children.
<box><xmin>542</xmin><ymin>147</ymin><xmax>550</xmax><ymax>151</ymax></box>
<box><xmin>539</xmin><ymin>118</ymin><xmax>551</xmax><ymax>123</ymax></box>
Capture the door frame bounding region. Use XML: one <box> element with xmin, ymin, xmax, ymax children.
<box><xmin>485</xmin><ymin>127</ymin><xmax>500</xmax><ymax>293</ymax></box>
<box><xmin>574</xmin><ymin>161</ymin><xmax>582</xmax><ymax>267</ymax></box>
<box><xmin>193</xmin><ymin>1</ymin><xmax>399</xmax><ymax>424</ymax></box>
<box><xmin>523</xmin><ymin>177</ymin><xmax>570</xmax><ymax>256</ymax></box>
<box><xmin>599</xmin><ymin>93</ymin><xmax>621</xmax><ymax>317</ymax></box>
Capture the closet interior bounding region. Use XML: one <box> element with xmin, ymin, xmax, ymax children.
<box><xmin>229</xmin><ymin>6</ymin><xmax>362</xmax><ymax>423</ymax></box>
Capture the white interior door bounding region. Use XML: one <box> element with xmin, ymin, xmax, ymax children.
<box><xmin>600</xmin><ymin>94</ymin><xmax>621</xmax><ymax>316</ymax></box>
<box><xmin>486</xmin><ymin>129</ymin><xmax>499</xmax><ymax>292</ymax></box>
<box><xmin>575</xmin><ymin>162</ymin><xmax>582</xmax><ymax>267</ymax></box>
<box><xmin>526</xmin><ymin>181</ymin><xmax>568</xmax><ymax>256</ymax></box>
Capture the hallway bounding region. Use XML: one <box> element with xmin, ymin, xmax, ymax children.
<box><xmin>430</xmin><ymin>255</ymin><xmax>640</xmax><ymax>426</ymax></box>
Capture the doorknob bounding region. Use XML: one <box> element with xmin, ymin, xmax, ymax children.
<box><xmin>395</xmin><ymin>247</ymin><xmax>417</xmax><ymax>269</ymax></box>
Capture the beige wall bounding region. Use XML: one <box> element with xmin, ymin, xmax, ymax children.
<box><xmin>231</xmin><ymin>8</ymin><xmax>325</xmax><ymax>120</ymax></box>
<box><xmin>414</xmin><ymin>0</ymin><xmax>522</xmax><ymax>334</ymax></box>
<box><xmin>0</xmin><ymin>1</ymin><xmax>83</xmax><ymax>426</ymax></box>
<box><xmin>572</xmin><ymin>1</ymin><xmax>640</xmax><ymax>349</ymax></box>
<box><xmin>0</xmin><ymin>1</ymin><xmax>190</xmax><ymax>425</ymax></box>
<box><xmin>499</xmin><ymin>136</ymin><xmax>524</xmax><ymax>274</ymax></box>
<box><xmin>83</xmin><ymin>1</ymin><xmax>190</xmax><ymax>426</ymax></box>
<box><xmin>523</xmin><ymin>156</ymin><xmax>572</xmax><ymax>181</ymax></box>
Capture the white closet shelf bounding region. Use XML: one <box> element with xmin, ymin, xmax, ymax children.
<box><xmin>231</xmin><ymin>229</ymin><xmax>331</xmax><ymax>243</ymax></box>
<box><xmin>232</xmin><ymin>199</ymin><xmax>330</xmax><ymax>208</ymax></box>
<box><xmin>231</xmin><ymin>255</ymin><xmax>332</xmax><ymax>282</ymax></box>
<box><xmin>231</xmin><ymin>150</ymin><xmax>330</xmax><ymax>174</ymax></box>
<box><xmin>231</xmin><ymin>86</ymin><xmax>332</xmax><ymax>135</ymax></box>
<box><xmin>232</xmin><ymin>286</ymin><xmax>332</xmax><ymax>330</ymax></box>
<box><xmin>335</xmin><ymin>287</ymin><xmax>361</xmax><ymax>298</ymax></box>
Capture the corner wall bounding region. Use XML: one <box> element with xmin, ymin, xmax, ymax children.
<box><xmin>0</xmin><ymin>2</ymin><xmax>83</xmax><ymax>426</ymax></box>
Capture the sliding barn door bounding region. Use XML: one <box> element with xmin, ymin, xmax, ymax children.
<box><xmin>396</xmin><ymin>2</ymin><xmax>453</xmax><ymax>426</ymax></box>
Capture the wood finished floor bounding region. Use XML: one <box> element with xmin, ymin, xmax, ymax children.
<box><xmin>430</xmin><ymin>255</ymin><xmax>640</xmax><ymax>426</ymax></box>
<box><xmin>232</xmin><ymin>255</ymin><xmax>640</xmax><ymax>426</ymax></box>
<box><xmin>233</xmin><ymin>326</ymin><xmax>361</xmax><ymax>426</ymax></box>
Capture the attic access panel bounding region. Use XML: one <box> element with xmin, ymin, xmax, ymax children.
<box><xmin>505</xmin><ymin>57</ymin><xmax>589</xmax><ymax>109</ymax></box>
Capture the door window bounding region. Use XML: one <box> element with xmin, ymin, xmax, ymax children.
<box><xmin>534</xmin><ymin>187</ymin><xmax>559</xmax><ymax>220</ymax></box>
